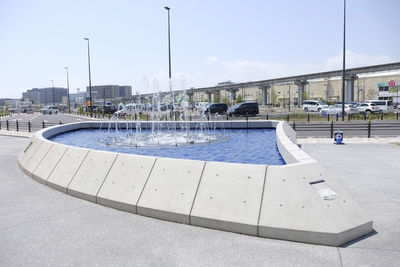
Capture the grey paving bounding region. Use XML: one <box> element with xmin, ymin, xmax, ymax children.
<box><xmin>0</xmin><ymin>135</ymin><xmax>399</xmax><ymax>266</ymax></box>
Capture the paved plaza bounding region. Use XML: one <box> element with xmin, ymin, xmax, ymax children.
<box><xmin>0</xmin><ymin>134</ymin><xmax>399</xmax><ymax>266</ymax></box>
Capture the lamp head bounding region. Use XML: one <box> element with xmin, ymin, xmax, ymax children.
<box><xmin>164</xmin><ymin>6</ymin><xmax>170</xmax><ymax>10</ymax></box>
<box><xmin>84</xmin><ymin>37</ymin><xmax>89</xmax><ymax>40</ymax></box>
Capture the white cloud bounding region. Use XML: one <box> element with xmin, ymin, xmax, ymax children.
<box><xmin>205</xmin><ymin>56</ymin><xmax>218</xmax><ymax>64</ymax></box>
<box><xmin>324</xmin><ymin>51</ymin><xmax>393</xmax><ymax>70</ymax></box>
<box><xmin>139</xmin><ymin>51</ymin><xmax>395</xmax><ymax>93</ymax></box>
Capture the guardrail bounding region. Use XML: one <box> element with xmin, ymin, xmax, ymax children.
<box><xmin>290</xmin><ymin>121</ymin><xmax>400</xmax><ymax>138</ymax></box>
<box><xmin>0</xmin><ymin>120</ymin><xmax>61</xmax><ymax>132</ymax></box>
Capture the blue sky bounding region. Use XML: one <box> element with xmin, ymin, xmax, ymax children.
<box><xmin>1</xmin><ymin>0</ymin><xmax>399</xmax><ymax>98</ymax></box>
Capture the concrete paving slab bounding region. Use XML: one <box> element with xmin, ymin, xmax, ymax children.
<box><xmin>190</xmin><ymin>161</ymin><xmax>267</xmax><ymax>236</ymax></box>
<box><xmin>46</xmin><ymin>147</ymin><xmax>89</xmax><ymax>193</ymax></box>
<box><xmin>96</xmin><ymin>153</ymin><xmax>156</xmax><ymax>213</ymax></box>
<box><xmin>67</xmin><ymin>150</ymin><xmax>117</xmax><ymax>203</ymax></box>
<box><xmin>137</xmin><ymin>157</ymin><xmax>205</xmax><ymax>224</ymax></box>
<box><xmin>339</xmin><ymin>247</ymin><xmax>400</xmax><ymax>267</ymax></box>
<box><xmin>32</xmin><ymin>144</ymin><xmax>68</xmax><ymax>184</ymax></box>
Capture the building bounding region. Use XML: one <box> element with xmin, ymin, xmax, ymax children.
<box><xmin>87</xmin><ymin>85</ymin><xmax>132</xmax><ymax>101</ymax></box>
<box><xmin>22</xmin><ymin>87</ymin><xmax>68</xmax><ymax>105</ymax></box>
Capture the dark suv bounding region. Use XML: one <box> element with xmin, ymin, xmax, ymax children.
<box><xmin>204</xmin><ymin>103</ymin><xmax>228</xmax><ymax>114</ymax></box>
<box><xmin>227</xmin><ymin>102</ymin><xmax>259</xmax><ymax>117</ymax></box>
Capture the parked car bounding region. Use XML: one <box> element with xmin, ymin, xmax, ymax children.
<box><xmin>319</xmin><ymin>104</ymin><xmax>357</xmax><ymax>116</ymax></box>
<box><xmin>204</xmin><ymin>103</ymin><xmax>228</xmax><ymax>114</ymax></box>
<box><xmin>302</xmin><ymin>100</ymin><xmax>329</xmax><ymax>112</ymax></box>
<box><xmin>227</xmin><ymin>102</ymin><xmax>259</xmax><ymax>117</ymax></box>
<box><xmin>40</xmin><ymin>106</ymin><xmax>58</xmax><ymax>115</ymax></box>
<box><xmin>364</xmin><ymin>100</ymin><xmax>393</xmax><ymax>113</ymax></box>
<box><xmin>357</xmin><ymin>103</ymin><xmax>380</xmax><ymax>114</ymax></box>
<box><xmin>103</xmin><ymin>105</ymin><xmax>118</xmax><ymax>114</ymax></box>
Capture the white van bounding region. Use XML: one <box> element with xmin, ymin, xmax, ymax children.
<box><xmin>302</xmin><ymin>100</ymin><xmax>329</xmax><ymax>112</ymax></box>
<box><xmin>365</xmin><ymin>100</ymin><xmax>394</xmax><ymax>113</ymax></box>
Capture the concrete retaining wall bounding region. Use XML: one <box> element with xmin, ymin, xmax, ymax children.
<box><xmin>17</xmin><ymin>120</ymin><xmax>373</xmax><ymax>246</ymax></box>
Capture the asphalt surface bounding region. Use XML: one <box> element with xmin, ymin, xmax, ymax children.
<box><xmin>0</xmin><ymin>135</ymin><xmax>399</xmax><ymax>266</ymax></box>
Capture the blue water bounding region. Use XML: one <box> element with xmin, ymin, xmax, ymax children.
<box><xmin>50</xmin><ymin>129</ymin><xmax>285</xmax><ymax>165</ymax></box>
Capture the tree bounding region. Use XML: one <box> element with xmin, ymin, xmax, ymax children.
<box><xmin>236</xmin><ymin>93</ymin><xmax>242</xmax><ymax>103</ymax></box>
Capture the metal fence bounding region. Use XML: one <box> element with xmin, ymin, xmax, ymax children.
<box><xmin>0</xmin><ymin>120</ymin><xmax>61</xmax><ymax>132</ymax></box>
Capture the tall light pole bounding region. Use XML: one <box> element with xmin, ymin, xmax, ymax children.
<box><xmin>51</xmin><ymin>79</ymin><xmax>55</xmax><ymax>106</ymax></box>
<box><xmin>341</xmin><ymin>0</ymin><xmax>346</xmax><ymax>121</ymax></box>
<box><xmin>64</xmin><ymin>67</ymin><xmax>71</xmax><ymax>113</ymax></box>
<box><xmin>164</xmin><ymin>6</ymin><xmax>173</xmax><ymax>104</ymax></box>
<box><xmin>84</xmin><ymin>37</ymin><xmax>93</xmax><ymax>116</ymax></box>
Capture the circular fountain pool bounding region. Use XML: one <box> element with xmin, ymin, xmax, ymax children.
<box><xmin>50</xmin><ymin>128</ymin><xmax>285</xmax><ymax>165</ymax></box>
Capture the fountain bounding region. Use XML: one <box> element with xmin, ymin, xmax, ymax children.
<box><xmin>97</xmin><ymin>90</ymin><xmax>228</xmax><ymax>148</ymax></box>
<box><xmin>17</xmin><ymin>85</ymin><xmax>373</xmax><ymax>247</ymax></box>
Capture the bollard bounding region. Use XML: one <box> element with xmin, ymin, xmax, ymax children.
<box><xmin>381</xmin><ymin>112</ymin><xmax>383</xmax><ymax>120</ymax></box>
<box><xmin>363</xmin><ymin>112</ymin><xmax>366</xmax><ymax>121</ymax></box>
<box><xmin>327</xmin><ymin>113</ymin><xmax>330</xmax><ymax>121</ymax></box>
<box><xmin>6</xmin><ymin>119</ymin><xmax>9</xmax><ymax>131</ymax></box>
<box><xmin>368</xmin><ymin>121</ymin><xmax>371</xmax><ymax>138</ymax></box>
<box><xmin>16</xmin><ymin>120</ymin><xmax>19</xmax><ymax>132</ymax></box>
<box><xmin>348</xmin><ymin>113</ymin><xmax>350</xmax><ymax>122</ymax></box>
<box><xmin>336</xmin><ymin>113</ymin><xmax>339</xmax><ymax>121</ymax></box>
<box><xmin>293</xmin><ymin>120</ymin><xmax>296</xmax><ymax>131</ymax></box>
<box><xmin>266</xmin><ymin>114</ymin><xmax>269</xmax><ymax>120</ymax></box>
<box><xmin>0</xmin><ymin>120</ymin><xmax>2</xmax><ymax>130</ymax></box>
<box><xmin>330</xmin><ymin>120</ymin><xmax>334</xmax><ymax>138</ymax></box>
<box><xmin>42</xmin><ymin>121</ymin><xmax>45</xmax><ymax>129</ymax></box>
<box><xmin>246</xmin><ymin>113</ymin><xmax>249</xmax><ymax>130</ymax></box>
<box><xmin>147</xmin><ymin>114</ymin><xmax>149</xmax><ymax>121</ymax></box>
<box><xmin>397</xmin><ymin>112</ymin><xmax>399</xmax><ymax>121</ymax></box>
<box><xmin>287</xmin><ymin>113</ymin><xmax>289</xmax><ymax>122</ymax></box>
<box><xmin>28</xmin><ymin>120</ymin><xmax>31</xmax><ymax>132</ymax></box>
<box><xmin>307</xmin><ymin>113</ymin><xmax>310</xmax><ymax>122</ymax></box>
<box><xmin>190</xmin><ymin>114</ymin><xmax>192</xmax><ymax>121</ymax></box>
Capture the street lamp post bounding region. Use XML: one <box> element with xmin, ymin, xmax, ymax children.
<box><xmin>164</xmin><ymin>6</ymin><xmax>173</xmax><ymax>105</ymax></box>
<box><xmin>341</xmin><ymin>0</ymin><xmax>346</xmax><ymax>121</ymax></box>
<box><xmin>84</xmin><ymin>37</ymin><xmax>93</xmax><ymax>117</ymax></box>
<box><xmin>64</xmin><ymin>67</ymin><xmax>71</xmax><ymax>113</ymax></box>
<box><xmin>288</xmin><ymin>84</ymin><xmax>291</xmax><ymax>112</ymax></box>
<box><xmin>51</xmin><ymin>80</ymin><xmax>55</xmax><ymax>106</ymax></box>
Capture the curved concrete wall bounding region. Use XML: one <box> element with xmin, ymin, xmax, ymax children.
<box><xmin>18</xmin><ymin>120</ymin><xmax>373</xmax><ymax>246</ymax></box>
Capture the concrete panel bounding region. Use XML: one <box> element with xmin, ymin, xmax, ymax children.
<box><xmin>258</xmin><ymin>163</ymin><xmax>373</xmax><ymax>246</ymax></box>
<box><xmin>24</xmin><ymin>141</ymin><xmax>53</xmax><ymax>181</ymax></box>
<box><xmin>67</xmin><ymin>150</ymin><xmax>117</xmax><ymax>203</ymax></box>
<box><xmin>18</xmin><ymin>137</ymin><xmax>42</xmax><ymax>168</ymax></box>
<box><xmin>190</xmin><ymin>162</ymin><xmax>267</xmax><ymax>236</ymax></box>
<box><xmin>32</xmin><ymin>144</ymin><xmax>68</xmax><ymax>184</ymax></box>
<box><xmin>137</xmin><ymin>157</ymin><xmax>205</xmax><ymax>224</ymax></box>
<box><xmin>47</xmin><ymin>147</ymin><xmax>89</xmax><ymax>193</ymax></box>
<box><xmin>97</xmin><ymin>154</ymin><xmax>156</xmax><ymax>213</ymax></box>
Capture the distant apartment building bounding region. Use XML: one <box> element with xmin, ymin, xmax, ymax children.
<box><xmin>87</xmin><ymin>85</ymin><xmax>132</xmax><ymax>101</ymax></box>
<box><xmin>22</xmin><ymin>87</ymin><xmax>68</xmax><ymax>105</ymax></box>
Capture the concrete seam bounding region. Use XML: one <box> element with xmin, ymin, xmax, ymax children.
<box><xmin>95</xmin><ymin>154</ymin><xmax>119</xmax><ymax>203</ymax></box>
<box><xmin>337</xmin><ymin>247</ymin><xmax>344</xmax><ymax>267</ymax></box>
<box><xmin>66</xmin><ymin>150</ymin><xmax>90</xmax><ymax>194</ymax></box>
<box><xmin>22</xmin><ymin>140</ymin><xmax>43</xmax><ymax>168</ymax></box>
<box><xmin>44</xmin><ymin>146</ymin><xmax>69</xmax><ymax>184</ymax></box>
<box><xmin>31</xmin><ymin>142</ymin><xmax>53</xmax><ymax>175</ymax></box>
<box><xmin>256</xmin><ymin>165</ymin><xmax>269</xmax><ymax>237</ymax></box>
<box><xmin>136</xmin><ymin>157</ymin><xmax>158</xmax><ymax>210</ymax></box>
<box><xmin>188</xmin><ymin>161</ymin><xmax>207</xmax><ymax>225</ymax></box>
